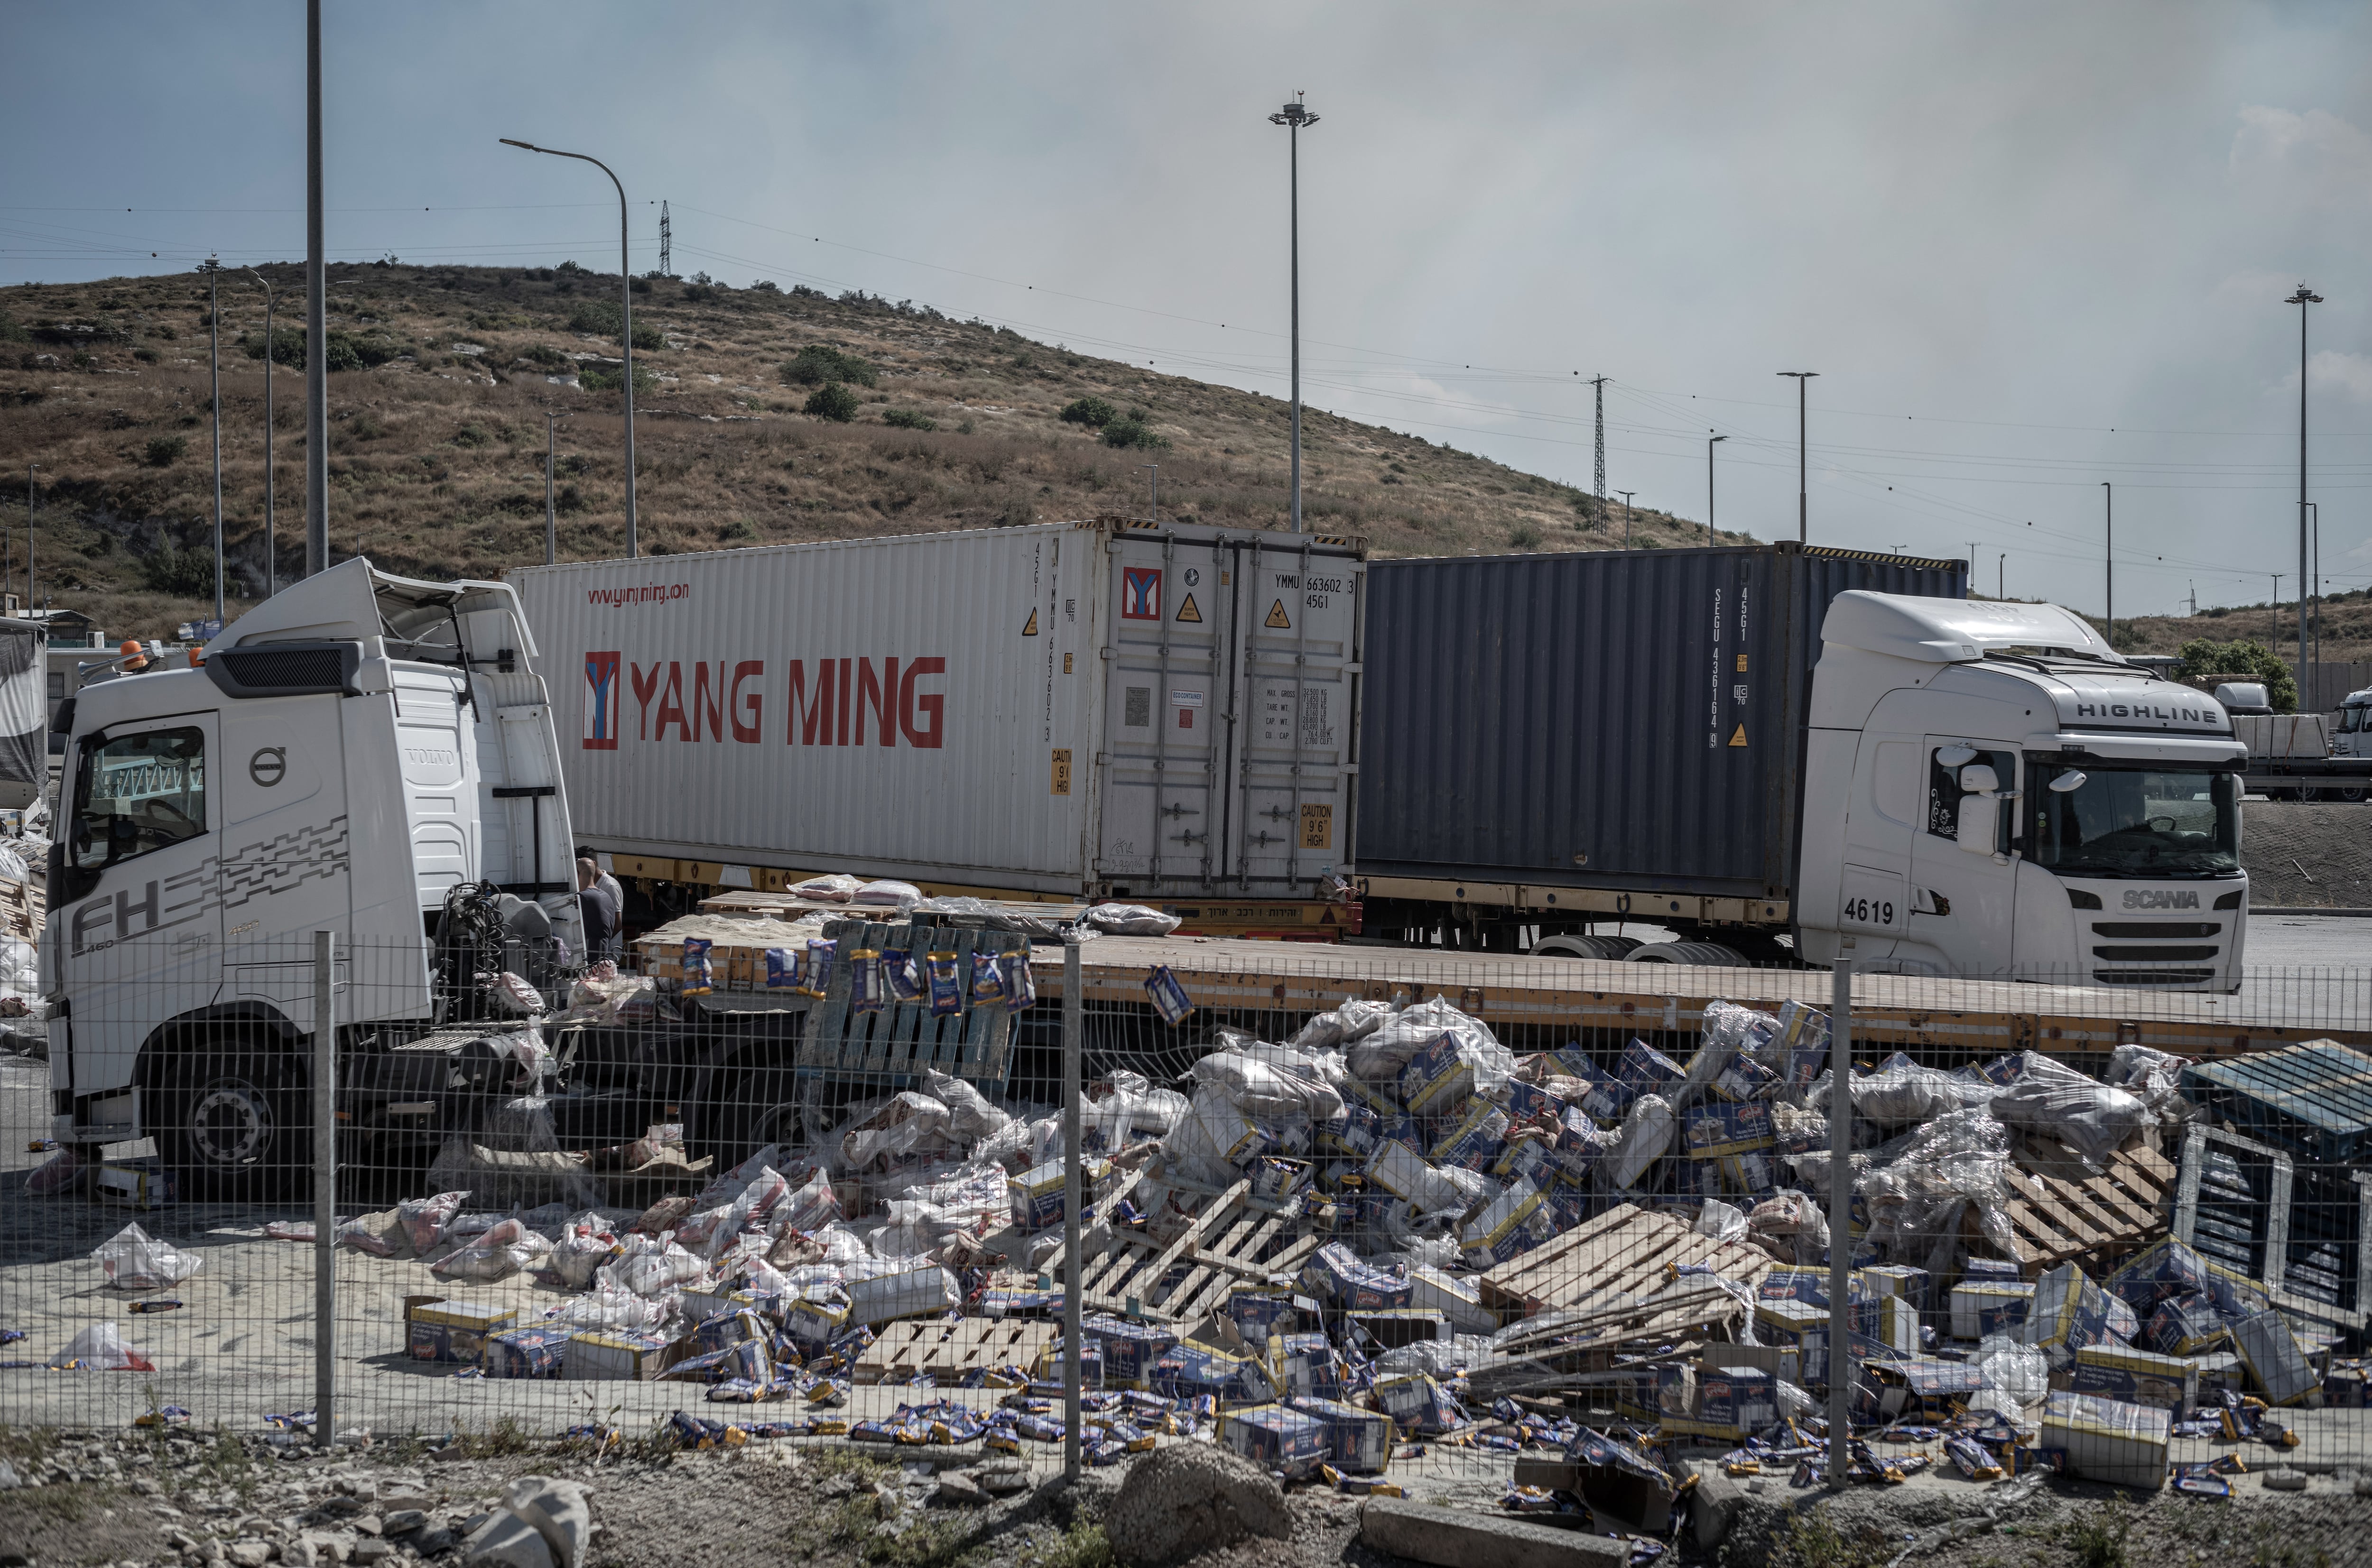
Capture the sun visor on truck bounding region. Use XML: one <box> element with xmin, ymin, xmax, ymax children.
<box><xmin>203</xmin><ymin>640</ymin><xmax>364</xmax><ymax>700</ymax></box>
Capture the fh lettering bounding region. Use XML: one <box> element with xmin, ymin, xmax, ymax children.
<box><xmin>71</xmin><ymin>880</ymin><xmax>160</xmax><ymax>953</ymax></box>
<box><xmin>609</xmin><ymin>656</ymin><xmax>944</xmax><ymax>748</ymax></box>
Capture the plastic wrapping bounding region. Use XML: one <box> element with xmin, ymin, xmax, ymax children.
<box><xmin>548</xmin><ymin>1288</ymin><xmax>671</xmax><ymax>1335</ymax></box>
<box><xmin>1346</xmin><ymin>996</ymin><xmax>1512</xmax><ymax>1092</ymax></box>
<box><xmin>599</xmin><ymin>1234</ymin><xmax>705</xmax><ymax>1298</ymax></box>
<box><xmin>840</xmin><ymin>1092</ymin><xmax>956</xmax><ymax>1171</ymax></box>
<box><xmin>918</xmin><ymin>1070</ymin><xmax>1014</xmax><ymax>1143</ymax></box>
<box><xmin>551</xmin><ymin>1214</ymin><xmax>623</xmax><ymax>1289</ymax></box>
<box><xmin>1289</xmin><ymin>996</ymin><xmax>1393</xmax><ymax>1052</ymax></box>
<box><xmin>431</xmin><ymin>1218</ymin><xmax>553</xmax><ymax>1282</ymax></box>
<box><xmin>1188</xmin><ymin>1051</ymin><xmax>1345</xmax><ymax>1123</ymax></box>
<box><xmin>1988</xmin><ymin>1056</ymin><xmax>2150</xmax><ymax>1170</ymax></box>
<box><xmin>1694</xmin><ymin>1198</ymin><xmax>1749</xmax><ymax>1244</ymax></box>
<box><xmin>93</xmin><ymin>1223</ymin><xmax>203</xmax><ymax>1290</ymax></box>
<box><xmin>48</xmin><ymin>1323</ymin><xmax>155</xmax><ymax>1371</ymax></box>
<box><xmin>1974</xmin><ymin>1334</ymin><xmax>2049</xmax><ymax>1404</ymax></box>
<box><xmin>556</xmin><ymin>971</ymin><xmax>656</xmax><ymax>1028</ymax></box>
<box><xmin>1603</xmin><ymin>1094</ymin><xmax>1675</xmax><ymax>1190</ymax></box>
<box><xmin>792</xmin><ymin>873</ymin><xmax>864</xmax><ymax>903</ymax></box>
<box><xmin>2106</xmin><ymin>1043</ymin><xmax>2191</xmax><ymax>1128</ymax></box>
<box><xmin>852</xmin><ymin>878</ymin><xmax>923</xmax><ymax>910</ymax></box>
<box><xmin>1850</xmin><ymin>1063</ymin><xmax>1962</xmax><ymax>1126</ymax></box>
<box><xmin>1082</xmin><ymin>903</ymin><xmax>1182</xmax><ymax>936</ymax></box>
<box><xmin>1856</xmin><ymin>1108</ymin><xmax>2029</xmax><ymax>1266</ymax></box>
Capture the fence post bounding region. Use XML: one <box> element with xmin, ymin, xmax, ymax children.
<box><xmin>1061</xmin><ymin>936</ymin><xmax>1083</xmax><ymax>1484</ymax></box>
<box><xmin>1825</xmin><ymin>956</ymin><xmax>1853</xmax><ymax>1490</ymax></box>
<box><xmin>313</xmin><ymin>929</ymin><xmax>337</xmax><ymax>1449</ymax></box>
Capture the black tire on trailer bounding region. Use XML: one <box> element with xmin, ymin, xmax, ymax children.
<box><xmin>153</xmin><ymin>1039</ymin><xmax>310</xmax><ymax>1202</ymax></box>
<box><xmin>2338</xmin><ymin>784</ymin><xmax>2370</xmax><ymax>804</ymax></box>
<box><xmin>1624</xmin><ymin>940</ymin><xmax>1750</xmax><ymax>966</ymax></box>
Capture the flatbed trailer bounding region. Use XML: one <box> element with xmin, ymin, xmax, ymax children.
<box><xmin>2245</xmin><ymin>756</ymin><xmax>2372</xmax><ymax>802</ymax></box>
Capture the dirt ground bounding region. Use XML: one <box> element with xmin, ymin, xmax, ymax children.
<box><xmin>2241</xmin><ymin>801</ymin><xmax>2372</xmax><ymax>907</ymax></box>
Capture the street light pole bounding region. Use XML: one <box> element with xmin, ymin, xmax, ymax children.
<box><xmin>23</xmin><ymin>464</ymin><xmax>34</xmax><ymax>619</ymax></box>
<box><xmin>2307</xmin><ymin>501</ymin><xmax>2321</xmax><ymax>709</ymax></box>
<box><xmin>304</xmin><ymin>0</ymin><xmax>327</xmax><ymax>578</ymax></box>
<box><xmin>206</xmin><ymin>258</ymin><xmax>225</xmax><ymax>624</ymax></box>
<box><xmin>1268</xmin><ymin>95</ymin><xmax>1318</xmax><ymax>535</ymax></box>
<box><xmin>1778</xmin><ymin>371</ymin><xmax>1817</xmax><ymax>544</ymax></box>
<box><xmin>2101</xmin><ymin>481</ymin><xmax>2112</xmax><ymax>645</ymax></box>
<box><xmin>1705</xmin><ymin>434</ymin><xmax>1727</xmax><ymax>545</ymax></box>
<box><xmin>2288</xmin><ymin>284</ymin><xmax>2320</xmax><ymax>683</ymax></box>
<box><xmin>545</xmin><ymin>411</ymin><xmax>560</xmax><ymax>567</ymax></box>
<box><xmin>1618</xmin><ymin>490</ymin><xmax>1636</xmax><ymax>549</ymax></box>
<box><xmin>504</xmin><ymin>137</ymin><xmax>638</xmax><ymax>557</ymax></box>
<box><xmin>246</xmin><ymin>268</ymin><xmax>278</xmax><ymax>597</ymax></box>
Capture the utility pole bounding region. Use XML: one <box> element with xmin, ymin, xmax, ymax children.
<box><xmin>2272</xmin><ymin>574</ymin><xmax>2284</xmax><ymax>653</ymax></box>
<box><xmin>545</xmin><ymin>412</ymin><xmax>560</xmax><ymax>567</ymax></box>
<box><xmin>1590</xmin><ymin>375</ymin><xmax>1608</xmax><ymax>532</ymax></box>
<box><xmin>503</xmin><ymin>137</ymin><xmax>639</xmax><ymax>557</ymax></box>
<box><xmin>2000</xmin><ymin>553</ymin><xmax>2007</xmax><ymax>601</ymax></box>
<box><xmin>1706</xmin><ymin>434</ymin><xmax>1726</xmax><ymax>544</ymax></box>
<box><xmin>23</xmin><ymin>464</ymin><xmax>34</xmax><ymax>620</ymax></box>
<box><xmin>304</xmin><ymin>0</ymin><xmax>328</xmax><ymax>578</ymax></box>
<box><xmin>2308</xmin><ymin>501</ymin><xmax>2321</xmax><ymax>709</ymax></box>
<box><xmin>2101</xmin><ymin>481</ymin><xmax>2113</xmax><ymax>645</ymax></box>
<box><xmin>658</xmin><ymin>200</ymin><xmax>671</xmax><ymax>278</ymax></box>
<box><xmin>1968</xmin><ymin>542</ymin><xmax>1981</xmax><ymax>590</ymax></box>
<box><xmin>1269</xmin><ymin>94</ymin><xmax>1318</xmax><ymax>535</ymax></box>
<box><xmin>1618</xmin><ymin>490</ymin><xmax>1636</xmax><ymax>549</ymax></box>
<box><xmin>2288</xmin><ymin>284</ymin><xmax>2320</xmax><ymax>683</ymax></box>
<box><xmin>245</xmin><ymin>269</ymin><xmax>278</xmax><ymax>597</ymax></box>
<box><xmin>2188</xmin><ymin>581</ymin><xmax>2196</xmax><ymax>618</ymax></box>
<box><xmin>204</xmin><ymin>257</ymin><xmax>226</xmax><ymax>624</ymax></box>
<box><xmin>1778</xmin><ymin>372</ymin><xmax>1816</xmax><ymax>543</ymax></box>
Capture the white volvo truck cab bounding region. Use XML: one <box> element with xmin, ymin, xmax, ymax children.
<box><xmin>2335</xmin><ymin>687</ymin><xmax>2372</xmax><ymax>760</ymax></box>
<box><xmin>1797</xmin><ymin>593</ymin><xmax>2248</xmax><ymax>989</ymax></box>
<box><xmin>42</xmin><ymin>560</ymin><xmax>582</xmax><ymax>1192</ymax></box>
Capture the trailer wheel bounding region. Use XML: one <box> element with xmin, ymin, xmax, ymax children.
<box><xmin>1625</xmin><ymin>941</ymin><xmax>1749</xmax><ymax>967</ymax></box>
<box><xmin>155</xmin><ymin>1045</ymin><xmax>310</xmax><ymax>1201</ymax></box>
<box><xmin>1530</xmin><ymin>934</ymin><xmax>1644</xmax><ymax>960</ymax></box>
<box><xmin>2312</xmin><ymin>784</ymin><xmax>2369</xmax><ymax>803</ymax></box>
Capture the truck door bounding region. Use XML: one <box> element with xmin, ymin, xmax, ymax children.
<box><xmin>1225</xmin><ymin>538</ymin><xmax>1359</xmax><ymax>894</ymax></box>
<box><xmin>1907</xmin><ymin>741</ymin><xmax>2020</xmax><ymax>977</ymax></box>
<box><xmin>217</xmin><ymin>693</ymin><xmax>350</xmax><ymax>1033</ymax></box>
<box><xmin>55</xmin><ymin>713</ymin><xmax>222</xmax><ymax>1127</ymax></box>
<box><xmin>1835</xmin><ymin>734</ymin><xmax>1919</xmax><ymax>957</ymax></box>
<box><xmin>1100</xmin><ymin>532</ymin><xmax>1230</xmax><ymax>893</ymax></box>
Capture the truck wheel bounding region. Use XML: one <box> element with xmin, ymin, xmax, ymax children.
<box><xmin>1625</xmin><ymin>941</ymin><xmax>1749</xmax><ymax>966</ymax></box>
<box><xmin>1531</xmin><ymin>934</ymin><xmax>1643</xmax><ymax>960</ymax></box>
<box><xmin>156</xmin><ymin>1048</ymin><xmax>310</xmax><ymax>1201</ymax></box>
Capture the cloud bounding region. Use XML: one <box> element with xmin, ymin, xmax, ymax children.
<box><xmin>2230</xmin><ymin>105</ymin><xmax>2372</xmax><ymax>204</ymax></box>
<box><xmin>2307</xmin><ymin>349</ymin><xmax>2372</xmax><ymax>403</ymax></box>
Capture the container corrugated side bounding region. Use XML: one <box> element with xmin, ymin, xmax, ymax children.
<box><xmin>1356</xmin><ymin>542</ymin><xmax>1964</xmax><ymax>900</ymax></box>
<box><xmin>514</xmin><ymin>524</ymin><xmax>1106</xmax><ymax>893</ymax></box>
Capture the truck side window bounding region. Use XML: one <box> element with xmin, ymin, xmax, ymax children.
<box><xmin>70</xmin><ymin>726</ymin><xmax>208</xmax><ymax>873</ymax></box>
<box><xmin>1926</xmin><ymin>748</ymin><xmax>2016</xmax><ymax>840</ymax></box>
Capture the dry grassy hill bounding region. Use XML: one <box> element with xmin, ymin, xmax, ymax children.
<box><xmin>0</xmin><ymin>263</ymin><xmax>1734</xmax><ymax>642</ymax></box>
<box><xmin>2110</xmin><ymin>597</ymin><xmax>2372</xmax><ymax>668</ymax></box>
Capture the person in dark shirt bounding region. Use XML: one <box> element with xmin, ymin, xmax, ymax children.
<box><xmin>577</xmin><ymin>857</ymin><xmax>621</xmax><ymax>961</ymax></box>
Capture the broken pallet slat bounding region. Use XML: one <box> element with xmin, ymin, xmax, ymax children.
<box><xmin>1479</xmin><ymin>1204</ymin><xmax>1775</xmax><ymax>1319</ymax></box>
<box><xmin>1984</xmin><ymin>1143</ymin><xmax>2177</xmax><ymax>1274</ymax></box>
<box><xmin>853</xmin><ymin>1318</ymin><xmax>1055</xmax><ymax>1384</ymax></box>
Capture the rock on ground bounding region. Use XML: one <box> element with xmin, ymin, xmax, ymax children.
<box><xmin>1103</xmin><ymin>1444</ymin><xmax>1290</xmax><ymax>1568</ymax></box>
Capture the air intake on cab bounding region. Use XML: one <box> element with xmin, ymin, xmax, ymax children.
<box><xmin>204</xmin><ymin>640</ymin><xmax>364</xmax><ymax>700</ymax></box>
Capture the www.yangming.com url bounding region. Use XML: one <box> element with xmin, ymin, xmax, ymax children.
<box><xmin>585</xmin><ymin>584</ymin><xmax>690</xmax><ymax>607</ymax></box>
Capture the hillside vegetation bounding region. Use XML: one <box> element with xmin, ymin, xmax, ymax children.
<box><xmin>1</xmin><ymin>263</ymin><xmax>1723</xmax><ymax>641</ymax></box>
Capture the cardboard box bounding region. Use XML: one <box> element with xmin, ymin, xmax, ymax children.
<box><xmin>1551</xmin><ymin>1049</ymin><xmax>1631</xmax><ymax>1123</ymax></box>
<box><xmin>1949</xmin><ymin>1282</ymin><xmax>2034</xmax><ymax>1340</ymax></box>
<box><xmin>1372</xmin><ymin>1371</ymin><xmax>1462</xmax><ymax>1434</ymax></box>
<box><xmin>1759</xmin><ymin>1267</ymin><xmax>1834</xmax><ymax>1309</ymax></box>
<box><xmin>1774</xmin><ymin>1000</ymin><xmax>1830</xmax><ymax>1091</ymax></box>
<box><xmin>1616</xmin><ymin>1039</ymin><xmax>1684</xmax><ymax>1098</ymax></box>
<box><xmin>2039</xmin><ymin>1390</ymin><xmax>2170</xmax><ymax>1489</ymax></box>
<box><xmin>1399</xmin><ymin>1033</ymin><xmax>1479</xmax><ymax>1117</ymax></box>
<box><xmin>1301</xmin><ymin>1241</ymin><xmax>1412</xmax><ymax>1310</ymax></box>
<box><xmin>566</xmin><ymin>1328</ymin><xmax>679</xmax><ymax>1381</ymax></box>
<box><xmin>1271</xmin><ymin>1331</ymin><xmax>1344</xmax><ymax>1401</ymax></box>
<box><xmin>406</xmin><ymin>1298</ymin><xmax>518</xmax><ymax>1364</ymax></box>
<box><xmin>1318</xmin><ymin>1104</ymin><xmax>1381</xmax><ymax>1159</ymax></box>
<box><xmin>1081</xmin><ymin>1314</ymin><xmax>1179</xmax><ymax>1390</ymax></box>
<box><xmin>2143</xmin><ymin>1296</ymin><xmax>2227</xmax><ymax>1356</ymax></box>
<box><xmin>482</xmin><ymin>1325</ymin><xmax>571</xmax><ymax>1379</ymax></box>
<box><xmin>2024</xmin><ymin>1263</ymin><xmax>2115</xmax><ymax>1369</ymax></box>
<box><xmin>1153</xmin><ymin>1340</ymin><xmax>1275</xmax><ymax>1403</ymax></box>
<box><xmin>1681</xmin><ymin>1098</ymin><xmax>1775</xmax><ymax>1158</ymax></box>
<box><xmin>2106</xmin><ymin>1237</ymin><xmax>2211</xmax><ymax>1315</ymax></box>
<box><xmin>1460</xmin><ymin>1180</ymin><xmax>1554</xmax><ymax>1270</ymax></box>
<box><xmin>1429</xmin><ymin>1101</ymin><xmax>1509</xmax><ymax>1173</ymax></box>
<box><xmin>1704</xmin><ymin>1341</ymin><xmax>1805</xmax><ymax>1390</ymax></box>
<box><xmin>1719</xmin><ymin>1149</ymin><xmax>1780</xmax><ymax>1196</ymax></box>
<box><xmin>1346</xmin><ymin>1309</ymin><xmax>1449</xmax><ymax>1350</ymax></box>
<box><xmin>1009</xmin><ymin>1157</ymin><xmax>1109</xmax><ymax>1232</ymax></box>
<box><xmin>1660</xmin><ymin>1365</ymin><xmax>1778</xmax><ymax>1439</ymax></box>
<box><xmin>1711</xmin><ymin>1053</ymin><xmax>1778</xmax><ymax>1103</ymax></box>
<box><xmin>2229</xmin><ymin>1309</ymin><xmax>2320</xmax><ymax>1406</ymax></box>
<box><xmin>1504</xmin><ymin>1080</ymin><xmax>1568</xmax><ymax>1122</ymax></box>
<box><xmin>1220</xmin><ymin>1403</ymin><xmax>1327</xmax><ymax>1478</ymax></box>
<box><xmin>2072</xmin><ymin>1346</ymin><xmax>2200</xmax><ymax>1412</ymax></box>
<box><xmin>1223</xmin><ymin>1288</ymin><xmax>1299</xmax><ymax>1340</ymax></box>
<box><xmin>1753</xmin><ymin>1298</ymin><xmax>1827</xmax><ymax>1347</ymax></box>
<box><xmin>847</xmin><ymin>1262</ymin><xmax>953</xmax><ymax>1326</ymax></box>
<box><xmin>1406</xmin><ymin>1265</ymin><xmax>1496</xmax><ymax>1336</ymax></box>
<box><xmin>93</xmin><ymin>1158</ymin><xmax>176</xmax><ymax>1209</ymax></box>
<box><xmin>1290</xmin><ymin>1395</ymin><xmax>1393</xmax><ymax>1472</ymax></box>
<box><xmin>1861</xmin><ymin>1264</ymin><xmax>1931</xmax><ymax>1312</ymax></box>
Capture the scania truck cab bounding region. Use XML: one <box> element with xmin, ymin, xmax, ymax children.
<box><xmin>1797</xmin><ymin>593</ymin><xmax>2249</xmax><ymax>989</ymax></box>
<box><xmin>42</xmin><ymin>560</ymin><xmax>584</xmax><ymax>1191</ymax></box>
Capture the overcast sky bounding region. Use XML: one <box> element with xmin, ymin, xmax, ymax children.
<box><xmin>6</xmin><ymin>1</ymin><xmax>2369</xmax><ymax>620</ymax></box>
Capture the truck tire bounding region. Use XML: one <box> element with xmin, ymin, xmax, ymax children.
<box><xmin>155</xmin><ymin>1046</ymin><xmax>311</xmax><ymax>1201</ymax></box>
<box><xmin>1530</xmin><ymin>934</ymin><xmax>1644</xmax><ymax>960</ymax></box>
<box><xmin>1625</xmin><ymin>941</ymin><xmax>1749</xmax><ymax>967</ymax></box>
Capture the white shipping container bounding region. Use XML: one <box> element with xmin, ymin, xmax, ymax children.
<box><xmin>510</xmin><ymin>520</ymin><xmax>1364</xmax><ymax>900</ymax></box>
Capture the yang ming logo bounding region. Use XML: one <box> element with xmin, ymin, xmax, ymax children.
<box><xmin>584</xmin><ymin>651</ymin><xmax>621</xmax><ymax>751</ymax></box>
<box><xmin>2122</xmin><ymin>889</ymin><xmax>2201</xmax><ymax>910</ymax></box>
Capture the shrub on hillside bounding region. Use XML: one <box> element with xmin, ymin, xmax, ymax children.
<box><xmin>1101</xmin><ymin>415</ymin><xmax>1167</xmax><ymax>450</ymax></box>
<box><xmin>144</xmin><ymin>435</ymin><xmax>186</xmax><ymax>467</ymax></box>
<box><xmin>139</xmin><ymin>543</ymin><xmax>214</xmax><ymax>597</ymax></box>
<box><xmin>780</xmin><ymin>345</ymin><xmax>876</xmax><ymax>387</ymax></box>
<box><xmin>805</xmin><ymin>382</ymin><xmax>859</xmax><ymax>422</ymax></box>
<box><xmin>1059</xmin><ymin>396</ymin><xmax>1117</xmax><ymax>428</ymax></box>
<box><xmin>881</xmin><ymin>408</ymin><xmax>936</xmax><ymax>431</ymax></box>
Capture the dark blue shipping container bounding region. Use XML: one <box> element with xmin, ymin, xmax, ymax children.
<box><xmin>1355</xmin><ymin>542</ymin><xmax>1967</xmax><ymax>902</ymax></box>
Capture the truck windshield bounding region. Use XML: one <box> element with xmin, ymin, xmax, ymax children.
<box><xmin>2027</xmin><ymin>764</ymin><xmax>2238</xmax><ymax>878</ymax></box>
<box><xmin>2341</xmin><ymin>703</ymin><xmax>2370</xmax><ymax>735</ymax></box>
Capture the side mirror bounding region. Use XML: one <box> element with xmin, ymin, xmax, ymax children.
<box><xmin>1956</xmin><ymin>794</ymin><xmax>2000</xmax><ymax>857</ymax></box>
<box><xmin>1936</xmin><ymin>744</ymin><xmax>1978</xmax><ymax>769</ymax></box>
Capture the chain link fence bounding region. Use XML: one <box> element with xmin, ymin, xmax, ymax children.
<box><xmin>2</xmin><ymin>918</ymin><xmax>2366</xmax><ymax>1509</ymax></box>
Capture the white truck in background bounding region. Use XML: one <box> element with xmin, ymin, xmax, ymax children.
<box><xmin>41</xmin><ymin>560</ymin><xmax>585</xmax><ymax>1193</ymax></box>
<box><xmin>2333</xmin><ymin>686</ymin><xmax>2372</xmax><ymax>763</ymax></box>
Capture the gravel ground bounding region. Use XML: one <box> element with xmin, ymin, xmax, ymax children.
<box><xmin>2242</xmin><ymin>801</ymin><xmax>2372</xmax><ymax>908</ymax></box>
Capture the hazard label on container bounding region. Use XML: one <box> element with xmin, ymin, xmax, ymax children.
<box><xmin>1022</xmin><ymin>608</ymin><xmax>1039</xmax><ymax>636</ymax></box>
<box><xmin>1729</xmin><ymin>724</ymin><xmax>1749</xmax><ymax>747</ymax></box>
<box><xmin>1265</xmin><ymin>599</ymin><xmax>1291</xmax><ymax>629</ymax></box>
<box><xmin>1177</xmin><ymin>593</ymin><xmax>1202</xmax><ymax>623</ymax></box>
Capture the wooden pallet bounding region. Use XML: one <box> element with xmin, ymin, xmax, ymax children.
<box><xmin>1981</xmin><ymin>1143</ymin><xmax>2177</xmax><ymax>1277</ymax></box>
<box><xmin>1041</xmin><ymin>1177</ymin><xmax>1320</xmax><ymax>1324</ymax></box>
<box><xmin>851</xmin><ymin>1318</ymin><xmax>1057</xmax><ymax>1384</ymax></box>
<box><xmin>2172</xmin><ymin>1123</ymin><xmax>2372</xmax><ymax>1335</ymax></box>
<box><xmin>0</xmin><ymin>874</ymin><xmax>41</xmax><ymax>942</ymax></box>
<box><xmin>794</xmin><ymin>918</ymin><xmax>1033</xmax><ymax>1091</ymax></box>
<box><xmin>1477</xmin><ymin>1203</ymin><xmax>1778</xmax><ymax>1321</ymax></box>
